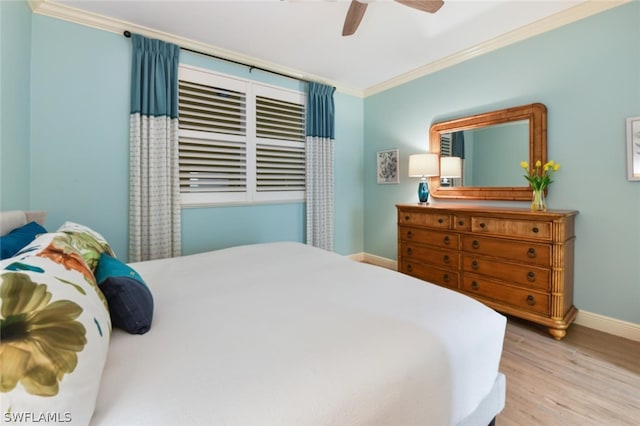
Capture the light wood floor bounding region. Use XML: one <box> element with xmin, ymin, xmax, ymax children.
<box><xmin>498</xmin><ymin>317</ymin><xmax>640</xmax><ymax>425</ymax></box>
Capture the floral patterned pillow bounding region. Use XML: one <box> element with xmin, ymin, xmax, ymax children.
<box><xmin>56</xmin><ymin>222</ymin><xmax>115</xmax><ymax>273</ymax></box>
<box><xmin>0</xmin><ymin>232</ymin><xmax>111</xmax><ymax>425</ymax></box>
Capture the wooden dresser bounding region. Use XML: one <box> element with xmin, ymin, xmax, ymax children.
<box><xmin>396</xmin><ymin>203</ymin><xmax>578</xmax><ymax>339</ymax></box>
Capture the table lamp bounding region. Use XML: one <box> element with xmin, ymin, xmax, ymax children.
<box><xmin>408</xmin><ymin>153</ymin><xmax>439</xmax><ymax>204</ymax></box>
<box><xmin>440</xmin><ymin>156</ymin><xmax>462</xmax><ymax>186</ymax></box>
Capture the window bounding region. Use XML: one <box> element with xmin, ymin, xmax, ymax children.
<box><xmin>440</xmin><ymin>133</ymin><xmax>452</xmax><ymax>156</ymax></box>
<box><xmin>178</xmin><ymin>65</ymin><xmax>306</xmax><ymax>206</ymax></box>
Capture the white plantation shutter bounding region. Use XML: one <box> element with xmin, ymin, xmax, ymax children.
<box><xmin>179</xmin><ymin>81</ymin><xmax>246</xmax><ymax>135</ymax></box>
<box><xmin>256</xmin><ymin>96</ymin><xmax>305</xmax><ymax>141</ymax></box>
<box><xmin>256</xmin><ymin>142</ymin><xmax>305</xmax><ymax>192</ymax></box>
<box><xmin>179</xmin><ymin>135</ymin><xmax>246</xmax><ymax>193</ymax></box>
<box><xmin>255</xmin><ymin>93</ymin><xmax>305</xmax><ymax>198</ymax></box>
<box><xmin>440</xmin><ymin>133</ymin><xmax>452</xmax><ymax>156</ymax></box>
<box><xmin>178</xmin><ymin>65</ymin><xmax>305</xmax><ymax>206</ymax></box>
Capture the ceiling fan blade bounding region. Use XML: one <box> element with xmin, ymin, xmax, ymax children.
<box><xmin>394</xmin><ymin>0</ymin><xmax>444</xmax><ymax>14</ymax></box>
<box><xmin>342</xmin><ymin>0</ymin><xmax>368</xmax><ymax>36</ymax></box>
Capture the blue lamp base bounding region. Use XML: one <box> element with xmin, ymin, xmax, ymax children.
<box><xmin>418</xmin><ymin>179</ymin><xmax>429</xmax><ymax>204</ymax></box>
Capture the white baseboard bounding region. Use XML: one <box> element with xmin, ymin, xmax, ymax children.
<box><xmin>363</xmin><ymin>253</ymin><xmax>398</xmax><ymax>271</ymax></box>
<box><xmin>348</xmin><ymin>252</ymin><xmax>640</xmax><ymax>342</ymax></box>
<box><xmin>348</xmin><ymin>252</ymin><xmax>398</xmax><ymax>270</ymax></box>
<box><xmin>574</xmin><ymin>310</ymin><xmax>640</xmax><ymax>342</ymax></box>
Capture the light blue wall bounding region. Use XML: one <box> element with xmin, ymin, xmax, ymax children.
<box><xmin>30</xmin><ymin>14</ymin><xmax>130</xmax><ymax>257</ymax></box>
<box><xmin>4</xmin><ymin>1</ymin><xmax>637</xmax><ymax>324</ymax></box>
<box><xmin>471</xmin><ymin>123</ymin><xmax>528</xmax><ymax>186</ymax></box>
<box><xmin>23</xmin><ymin>12</ymin><xmax>364</xmax><ymax>259</ymax></box>
<box><xmin>334</xmin><ymin>91</ymin><xmax>365</xmax><ymax>254</ymax></box>
<box><xmin>364</xmin><ymin>2</ymin><xmax>640</xmax><ymax>324</ymax></box>
<box><xmin>0</xmin><ymin>0</ymin><xmax>31</xmax><ymax>209</ymax></box>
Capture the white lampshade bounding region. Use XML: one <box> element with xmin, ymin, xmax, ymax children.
<box><xmin>408</xmin><ymin>153</ymin><xmax>439</xmax><ymax>177</ymax></box>
<box><xmin>440</xmin><ymin>156</ymin><xmax>462</xmax><ymax>178</ymax></box>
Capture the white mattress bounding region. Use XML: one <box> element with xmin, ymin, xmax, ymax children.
<box><xmin>92</xmin><ymin>242</ymin><xmax>506</xmax><ymax>425</ymax></box>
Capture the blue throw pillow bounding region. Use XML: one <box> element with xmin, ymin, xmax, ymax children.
<box><xmin>95</xmin><ymin>253</ymin><xmax>154</xmax><ymax>335</ymax></box>
<box><xmin>0</xmin><ymin>221</ymin><xmax>47</xmax><ymax>260</ymax></box>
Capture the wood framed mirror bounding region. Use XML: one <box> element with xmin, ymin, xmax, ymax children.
<box><xmin>428</xmin><ymin>103</ymin><xmax>547</xmax><ymax>200</ymax></box>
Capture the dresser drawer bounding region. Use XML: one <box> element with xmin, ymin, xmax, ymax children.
<box><xmin>461</xmin><ymin>235</ymin><xmax>551</xmax><ymax>266</ymax></box>
<box><xmin>396</xmin><ymin>204</ymin><xmax>577</xmax><ymax>340</ymax></box>
<box><xmin>471</xmin><ymin>216</ymin><xmax>552</xmax><ymax>241</ymax></box>
<box><xmin>401</xmin><ymin>261</ymin><xmax>458</xmax><ymax>289</ymax></box>
<box><xmin>398</xmin><ymin>211</ymin><xmax>452</xmax><ymax>229</ymax></box>
<box><xmin>453</xmin><ymin>215</ymin><xmax>471</xmax><ymax>231</ymax></box>
<box><xmin>462</xmin><ymin>255</ymin><xmax>550</xmax><ymax>291</ymax></box>
<box><xmin>462</xmin><ymin>275</ymin><xmax>550</xmax><ymax>315</ymax></box>
<box><xmin>399</xmin><ymin>226</ymin><xmax>459</xmax><ymax>249</ymax></box>
<box><xmin>401</xmin><ymin>242</ymin><xmax>460</xmax><ymax>269</ymax></box>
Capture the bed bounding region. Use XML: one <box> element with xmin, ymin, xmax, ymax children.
<box><xmin>1</xmin><ymin>212</ymin><xmax>506</xmax><ymax>426</ymax></box>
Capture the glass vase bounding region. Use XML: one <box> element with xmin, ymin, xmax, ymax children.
<box><xmin>531</xmin><ymin>188</ymin><xmax>546</xmax><ymax>212</ymax></box>
<box><xmin>418</xmin><ymin>179</ymin><xmax>429</xmax><ymax>204</ymax></box>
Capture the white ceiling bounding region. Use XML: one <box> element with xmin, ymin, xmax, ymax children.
<box><xmin>39</xmin><ymin>0</ymin><xmax>622</xmax><ymax>95</ymax></box>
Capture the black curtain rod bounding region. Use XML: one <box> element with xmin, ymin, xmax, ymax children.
<box><xmin>123</xmin><ymin>30</ymin><xmax>307</xmax><ymax>83</ymax></box>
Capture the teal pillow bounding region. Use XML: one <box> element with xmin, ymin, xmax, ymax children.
<box><xmin>95</xmin><ymin>253</ymin><xmax>153</xmax><ymax>335</ymax></box>
<box><xmin>1</xmin><ymin>221</ymin><xmax>47</xmax><ymax>260</ymax></box>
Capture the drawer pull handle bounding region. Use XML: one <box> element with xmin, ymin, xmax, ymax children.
<box><xmin>444</xmin><ymin>236</ymin><xmax>450</xmax><ymax>245</ymax></box>
<box><xmin>407</xmin><ymin>264</ymin><xmax>413</xmax><ymax>272</ymax></box>
<box><xmin>471</xmin><ymin>260</ymin><xmax>479</xmax><ymax>270</ymax></box>
<box><xmin>407</xmin><ymin>247</ymin><xmax>413</xmax><ymax>255</ymax></box>
<box><xmin>472</xmin><ymin>240</ymin><xmax>479</xmax><ymax>249</ymax></box>
<box><xmin>527</xmin><ymin>271</ymin><xmax>536</xmax><ymax>282</ymax></box>
<box><xmin>458</xmin><ymin>220</ymin><xmax>464</xmax><ymax>226</ymax></box>
<box><xmin>443</xmin><ymin>273</ymin><xmax>450</xmax><ymax>283</ymax></box>
<box><xmin>443</xmin><ymin>255</ymin><xmax>450</xmax><ymax>264</ymax></box>
<box><xmin>526</xmin><ymin>295</ymin><xmax>536</xmax><ymax>306</ymax></box>
<box><xmin>407</xmin><ymin>231</ymin><xmax>413</xmax><ymax>239</ymax></box>
<box><xmin>527</xmin><ymin>248</ymin><xmax>537</xmax><ymax>258</ymax></box>
<box><xmin>438</xmin><ymin>218</ymin><xmax>444</xmax><ymax>224</ymax></box>
<box><xmin>471</xmin><ymin>281</ymin><xmax>479</xmax><ymax>290</ymax></box>
<box><xmin>480</xmin><ymin>222</ymin><xmax>486</xmax><ymax>229</ymax></box>
<box><xmin>405</xmin><ymin>215</ymin><xmax>410</xmax><ymax>221</ymax></box>
<box><xmin>532</xmin><ymin>227</ymin><xmax>539</xmax><ymax>233</ymax></box>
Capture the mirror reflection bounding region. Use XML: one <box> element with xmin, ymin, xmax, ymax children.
<box><xmin>428</xmin><ymin>103</ymin><xmax>547</xmax><ymax>201</ymax></box>
<box><xmin>440</xmin><ymin>120</ymin><xmax>529</xmax><ymax>187</ymax></box>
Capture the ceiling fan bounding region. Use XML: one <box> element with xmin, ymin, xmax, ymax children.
<box><xmin>342</xmin><ymin>0</ymin><xmax>444</xmax><ymax>36</ymax></box>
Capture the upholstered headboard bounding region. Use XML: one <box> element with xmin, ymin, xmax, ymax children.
<box><xmin>0</xmin><ymin>210</ymin><xmax>47</xmax><ymax>236</ymax></box>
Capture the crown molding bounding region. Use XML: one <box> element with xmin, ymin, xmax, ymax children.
<box><xmin>28</xmin><ymin>0</ymin><xmax>628</xmax><ymax>99</ymax></box>
<box><xmin>28</xmin><ymin>0</ymin><xmax>364</xmax><ymax>98</ymax></box>
<box><xmin>364</xmin><ymin>0</ymin><xmax>630</xmax><ymax>97</ymax></box>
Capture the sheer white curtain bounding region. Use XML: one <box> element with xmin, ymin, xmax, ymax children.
<box><xmin>305</xmin><ymin>82</ymin><xmax>336</xmax><ymax>251</ymax></box>
<box><xmin>128</xmin><ymin>34</ymin><xmax>181</xmax><ymax>262</ymax></box>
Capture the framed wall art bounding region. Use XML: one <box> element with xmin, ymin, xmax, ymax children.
<box><xmin>627</xmin><ymin>116</ymin><xmax>640</xmax><ymax>181</ymax></box>
<box><xmin>377</xmin><ymin>149</ymin><xmax>399</xmax><ymax>184</ymax></box>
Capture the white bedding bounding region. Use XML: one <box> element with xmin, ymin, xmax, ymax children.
<box><xmin>92</xmin><ymin>242</ymin><xmax>505</xmax><ymax>426</ymax></box>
